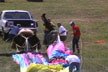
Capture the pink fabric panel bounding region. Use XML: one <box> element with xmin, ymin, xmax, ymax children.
<box><xmin>47</xmin><ymin>41</ymin><xmax>67</xmax><ymax>58</ymax></box>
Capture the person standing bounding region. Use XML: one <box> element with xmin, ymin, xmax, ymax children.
<box><xmin>57</xmin><ymin>23</ymin><xmax>68</xmax><ymax>42</ymax></box>
<box><xmin>70</xmin><ymin>21</ymin><xmax>81</xmax><ymax>54</ymax></box>
<box><xmin>41</xmin><ymin>13</ymin><xmax>55</xmax><ymax>46</ymax></box>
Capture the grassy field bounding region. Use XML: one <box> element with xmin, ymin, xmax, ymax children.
<box><xmin>0</xmin><ymin>0</ymin><xmax>108</xmax><ymax>72</ymax></box>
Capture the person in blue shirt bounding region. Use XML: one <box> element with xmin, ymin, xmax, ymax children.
<box><xmin>6</xmin><ymin>24</ymin><xmax>21</xmax><ymax>42</ymax></box>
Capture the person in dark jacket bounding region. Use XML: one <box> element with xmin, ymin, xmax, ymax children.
<box><xmin>41</xmin><ymin>13</ymin><xmax>55</xmax><ymax>46</ymax></box>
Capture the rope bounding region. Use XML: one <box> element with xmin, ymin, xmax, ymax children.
<box><xmin>80</xmin><ymin>38</ymin><xmax>83</xmax><ymax>72</ymax></box>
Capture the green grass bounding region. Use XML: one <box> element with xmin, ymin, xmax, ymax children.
<box><xmin>0</xmin><ymin>0</ymin><xmax>108</xmax><ymax>72</ymax></box>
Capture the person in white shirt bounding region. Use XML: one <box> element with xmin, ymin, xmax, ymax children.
<box><xmin>57</xmin><ymin>23</ymin><xmax>68</xmax><ymax>41</ymax></box>
<box><xmin>66</xmin><ymin>55</ymin><xmax>80</xmax><ymax>72</ymax></box>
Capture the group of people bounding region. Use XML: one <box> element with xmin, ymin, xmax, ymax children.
<box><xmin>4</xmin><ymin>13</ymin><xmax>81</xmax><ymax>55</ymax></box>
<box><xmin>41</xmin><ymin>13</ymin><xmax>81</xmax><ymax>54</ymax></box>
<box><xmin>41</xmin><ymin>13</ymin><xmax>81</xmax><ymax>72</ymax></box>
<box><xmin>58</xmin><ymin>21</ymin><xmax>81</xmax><ymax>54</ymax></box>
<box><xmin>4</xmin><ymin>13</ymin><xmax>81</xmax><ymax>72</ymax></box>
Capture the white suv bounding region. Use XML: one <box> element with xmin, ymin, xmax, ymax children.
<box><xmin>0</xmin><ymin>10</ymin><xmax>38</xmax><ymax>40</ymax></box>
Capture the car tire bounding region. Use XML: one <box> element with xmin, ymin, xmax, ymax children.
<box><xmin>2</xmin><ymin>27</ymin><xmax>8</xmax><ymax>41</ymax></box>
<box><xmin>0</xmin><ymin>31</ymin><xmax>2</xmax><ymax>36</ymax></box>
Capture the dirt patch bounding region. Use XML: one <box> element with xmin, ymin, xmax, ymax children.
<box><xmin>95</xmin><ymin>40</ymin><xmax>106</xmax><ymax>44</ymax></box>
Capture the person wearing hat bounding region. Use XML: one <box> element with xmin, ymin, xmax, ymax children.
<box><xmin>69</xmin><ymin>21</ymin><xmax>81</xmax><ymax>54</ymax></box>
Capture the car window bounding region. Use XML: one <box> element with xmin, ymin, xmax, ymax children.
<box><xmin>3</xmin><ymin>12</ymin><xmax>31</xmax><ymax>19</ymax></box>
